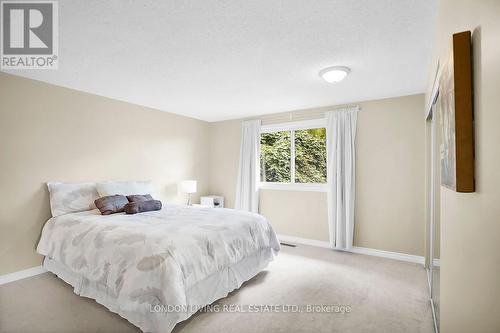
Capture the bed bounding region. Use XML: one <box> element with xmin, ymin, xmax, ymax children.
<box><xmin>37</xmin><ymin>203</ymin><xmax>280</xmax><ymax>333</ymax></box>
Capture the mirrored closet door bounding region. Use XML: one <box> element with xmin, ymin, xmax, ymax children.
<box><xmin>427</xmin><ymin>99</ymin><xmax>440</xmax><ymax>333</ymax></box>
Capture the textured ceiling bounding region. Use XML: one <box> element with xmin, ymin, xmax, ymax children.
<box><xmin>3</xmin><ymin>0</ymin><xmax>437</xmax><ymax>122</ymax></box>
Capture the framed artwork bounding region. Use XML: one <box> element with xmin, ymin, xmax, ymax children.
<box><xmin>438</xmin><ymin>31</ymin><xmax>475</xmax><ymax>192</ymax></box>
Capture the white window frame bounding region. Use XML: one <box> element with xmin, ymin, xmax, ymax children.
<box><xmin>259</xmin><ymin>118</ymin><xmax>328</xmax><ymax>192</ymax></box>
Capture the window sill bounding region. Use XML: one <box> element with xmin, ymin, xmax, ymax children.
<box><xmin>258</xmin><ymin>182</ymin><xmax>328</xmax><ymax>192</ymax></box>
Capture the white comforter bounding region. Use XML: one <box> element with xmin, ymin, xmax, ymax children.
<box><xmin>37</xmin><ymin>204</ymin><xmax>280</xmax><ymax>332</ymax></box>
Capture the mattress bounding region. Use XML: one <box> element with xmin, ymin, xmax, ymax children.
<box><xmin>37</xmin><ymin>204</ymin><xmax>280</xmax><ymax>333</ymax></box>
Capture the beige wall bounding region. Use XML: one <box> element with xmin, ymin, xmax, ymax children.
<box><xmin>427</xmin><ymin>1</ymin><xmax>500</xmax><ymax>332</ymax></box>
<box><xmin>208</xmin><ymin>119</ymin><xmax>241</xmax><ymax>209</ymax></box>
<box><xmin>355</xmin><ymin>95</ymin><xmax>425</xmax><ymax>255</ymax></box>
<box><xmin>209</xmin><ymin>94</ymin><xmax>426</xmax><ymax>256</ymax></box>
<box><xmin>0</xmin><ymin>73</ymin><xmax>210</xmax><ymax>275</ymax></box>
<box><xmin>260</xmin><ymin>190</ymin><xmax>329</xmax><ymax>241</ymax></box>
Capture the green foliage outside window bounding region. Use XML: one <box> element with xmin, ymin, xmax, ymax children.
<box><xmin>294</xmin><ymin>128</ymin><xmax>327</xmax><ymax>183</ymax></box>
<box><xmin>260</xmin><ymin>131</ymin><xmax>291</xmax><ymax>182</ymax></box>
<box><xmin>260</xmin><ymin>128</ymin><xmax>326</xmax><ymax>184</ymax></box>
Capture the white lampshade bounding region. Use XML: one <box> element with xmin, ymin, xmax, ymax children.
<box><xmin>180</xmin><ymin>180</ymin><xmax>197</xmax><ymax>194</ymax></box>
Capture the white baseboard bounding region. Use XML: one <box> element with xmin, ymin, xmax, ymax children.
<box><xmin>350</xmin><ymin>246</ymin><xmax>425</xmax><ymax>265</ymax></box>
<box><xmin>278</xmin><ymin>234</ymin><xmax>425</xmax><ymax>265</ymax></box>
<box><xmin>0</xmin><ymin>266</ymin><xmax>47</xmax><ymax>286</ymax></box>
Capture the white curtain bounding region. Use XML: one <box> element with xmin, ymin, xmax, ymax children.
<box><xmin>326</xmin><ymin>107</ymin><xmax>358</xmax><ymax>250</ymax></box>
<box><xmin>235</xmin><ymin>120</ymin><xmax>261</xmax><ymax>213</ymax></box>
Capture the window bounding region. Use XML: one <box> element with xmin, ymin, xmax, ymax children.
<box><xmin>260</xmin><ymin>131</ymin><xmax>291</xmax><ymax>183</ymax></box>
<box><xmin>259</xmin><ymin>119</ymin><xmax>327</xmax><ymax>191</ymax></box>
<box><xmin>294</xmin><ymin>128</ymin><xmax>327</xmax><ymax>183</ymax></box>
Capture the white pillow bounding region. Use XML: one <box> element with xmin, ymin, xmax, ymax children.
<box><xmin>96</xmin><ymin>181</ymin><xmax>153</xmax><ymax>197</ymax></box>
<box><xmin>47</xmin><ymin>182</ymin><xmax>99</xmax><ymax>217</ymax></box>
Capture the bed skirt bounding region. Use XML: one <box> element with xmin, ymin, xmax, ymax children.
<box><xmin>43</xmin><ymin>247</ymin><xmax>276</xmax><ymax>333</ymax></box>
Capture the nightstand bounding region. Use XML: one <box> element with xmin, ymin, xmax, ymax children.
<box><xmin>200</xmin><ymin>195</ymin><xmax>224</xmax><ymax>208</ymax></box>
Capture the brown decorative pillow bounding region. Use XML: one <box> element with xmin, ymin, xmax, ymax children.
<box><xmin>126</xmin><ymin>194</ymin><xmax>153</xmax><ymax>203</ymax></box>
<box><xmin>94</xmin><ymin>195</ymin><xmax>129</xmax><ymax>215</ymax></box>
<box><xmin>124</xmin><ymin>200</ymin><xmax>162</xmax><ymax>215</ymax></box>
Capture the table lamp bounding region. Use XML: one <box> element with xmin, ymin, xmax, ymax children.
<box><xmin>180</xmin><ymin>180</ymin><xmax>197</xmax><ymax>205</ymax></box>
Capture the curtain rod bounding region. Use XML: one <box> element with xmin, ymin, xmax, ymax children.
<box><xmin>249</xmin><ymin>104</ymin><xmax>360</xmax><ymax>124</ymax></box>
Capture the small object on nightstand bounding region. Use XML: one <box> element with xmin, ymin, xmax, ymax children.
<box><xmin>200</xmin><ymin>195</ymin><xmax>224</xmax><ymax>208</ymax></box>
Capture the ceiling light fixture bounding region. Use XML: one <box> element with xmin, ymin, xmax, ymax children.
<box><xmin>319</xmin><ymin>66</ymin><xmax>350</xmax><ymax>83</ymax></box>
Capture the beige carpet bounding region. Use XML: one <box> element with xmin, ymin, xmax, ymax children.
<box><xmin>0</xmin><ymin>244</ymin><xmax>433</xmax><ymax>333</ymax></box>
